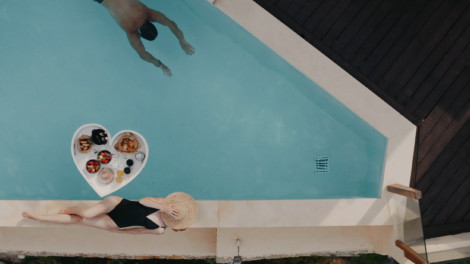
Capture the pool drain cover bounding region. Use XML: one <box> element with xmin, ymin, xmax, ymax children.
<box><xmin>315</xmin><ymin>156</ymin><xmax>329</xmax><ymax>173</ymax></box>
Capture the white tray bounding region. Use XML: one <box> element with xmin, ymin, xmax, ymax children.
<box><xmin>71</xmin><ymin>123</ymin><xmax>149</xmax><ymax>197</ymax></box>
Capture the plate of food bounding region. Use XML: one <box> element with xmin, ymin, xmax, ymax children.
<box><xmin>71</xmin><ymin>123</ymin><xmax>149</xmax><ymax>197</ymax></box>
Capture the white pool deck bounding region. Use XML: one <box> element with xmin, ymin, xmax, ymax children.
<box><xmin>0</xmin><ymin>0</ymin><xmax>419</xmax><ymax>263</ymax></box>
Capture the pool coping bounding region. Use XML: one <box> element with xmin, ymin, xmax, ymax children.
<box><xmin>0</xmin><ymin>0</ymin><xmax>416</xmax><ymax>262</ymax></box>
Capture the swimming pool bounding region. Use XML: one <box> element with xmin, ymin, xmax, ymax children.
<box><xmin>0</xmin><ymin>0</ymin><xmax>386</xmax><ymax>200</ymax></box>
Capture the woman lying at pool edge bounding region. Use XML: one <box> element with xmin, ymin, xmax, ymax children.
<box><xmin>22</xmin><ymin>192</ymin><xmax>197</xmax><ymax>235</ymax></box>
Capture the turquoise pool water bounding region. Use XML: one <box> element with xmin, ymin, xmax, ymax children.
<box><xmin>0</xmin><ymin>0</ymin><xmax>386</xmax><ymax>200</ymax></box>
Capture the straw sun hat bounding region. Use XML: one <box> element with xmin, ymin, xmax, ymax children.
<box><xmin>161</xmin><ymin>192</ymin><xmax>198</xmax><ymax>229</ymax></box>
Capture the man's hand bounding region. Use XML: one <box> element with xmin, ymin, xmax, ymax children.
<box><xmin>180</xmin><ymin>40</ymin><xmax>195</xmax><ymax>55</ymax></box>
<box><xmin>159</xmin><ymin>63</ymin><xmax>173</xmax><ymax>77</ymax></box>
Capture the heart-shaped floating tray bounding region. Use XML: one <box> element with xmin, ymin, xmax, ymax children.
<box><xmin>71</xmin><ymin>124</ymin><xmax>149</xmax><ymax>197</ymax></box>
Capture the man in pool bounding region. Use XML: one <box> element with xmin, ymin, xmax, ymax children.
<box><xmin>96</xmin><ymin>0</ymin><xmax>195</xmax><ymax>77</ymax></box>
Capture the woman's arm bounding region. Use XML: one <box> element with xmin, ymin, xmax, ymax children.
<box><xmin>139</xmin><ymin>197</ymin><xmax>181</xmax><ymax>218</ymax></box>
<box><xmin>139</xmin><ymin>197</ymin><xmax>165</xmax><ymax>208</ymax></box>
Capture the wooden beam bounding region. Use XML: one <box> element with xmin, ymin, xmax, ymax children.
<box><xmin>395</xmin><ymin>240</ymin><xmax>428</xmax><ymax>264</ymax></box>
<box><xmin>387</xmin><ymin>184</ymin><xmax>422</xmax><ymax>200</ymax></box>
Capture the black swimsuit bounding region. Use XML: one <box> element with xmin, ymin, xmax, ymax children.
<box><xmin>107</xmin><ymin>199</ymin><xmax>161</xmax><ymax>229</ymax></box>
